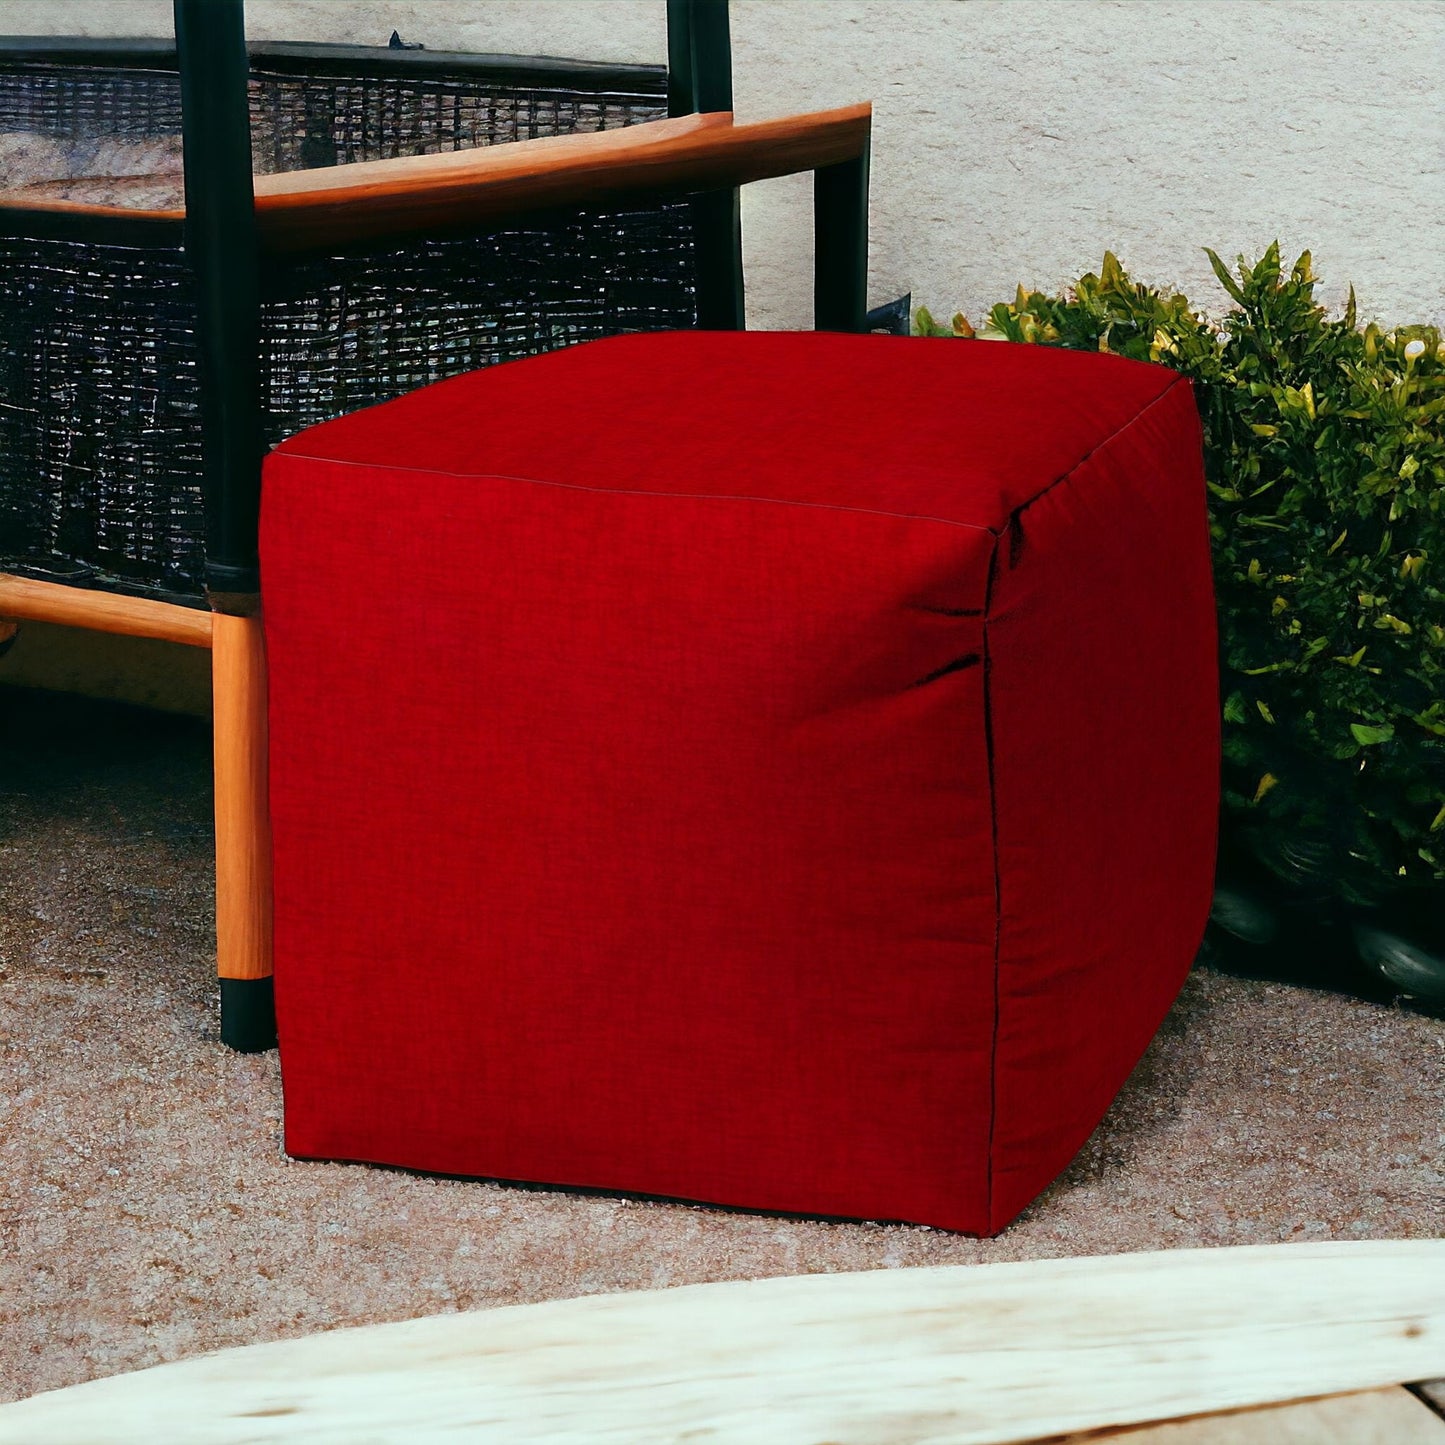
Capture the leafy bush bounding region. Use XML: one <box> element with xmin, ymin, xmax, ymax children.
<box><xmin>918</xmin><ymin>246</ymin><xmax>1445</xmax><ymax>903</ymax></box>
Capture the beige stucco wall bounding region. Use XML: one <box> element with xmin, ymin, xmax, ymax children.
<box><xmin>1</xmin><ymin>1</ymin><xmax>1441</xmax><ymax>709</ymax></box>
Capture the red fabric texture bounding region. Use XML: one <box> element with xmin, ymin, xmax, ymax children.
<box><xmin>261</xmin><ymin>331</ymin><xmax>1218</xmax><ymax>1235</ymax></box>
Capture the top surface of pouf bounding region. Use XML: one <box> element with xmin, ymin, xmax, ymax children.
<box><xmin>271</xmin><ymin>330</ymin><xmax>1180</xmax><ymax>533</ymax></box>
<box><xmin>263</xmin><ymin>331</ymin><xmax>1217</xmax><ymax>1236</ymax></box>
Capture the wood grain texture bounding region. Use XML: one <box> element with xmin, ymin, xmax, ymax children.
<box><xmin>0</xmin><ymin>573</ymin><xmax>212</xmax><ymax>648</ymax></box>
<box><xmin>1051</xmin><ymin>1387</ymin><xmax>1445</xmax><ymax>1443</ymax></box>
<box><xmin>211</xmin><ymin>613</ymin><xmax>272</xmax><ymax>983</ymax></box>
<box><xmin>0</xmin><ymin>194</ymin><xmax>184</xmax><ymax>223</ymax></box>
<box><xmin>0</xmin><ymin>107</ymin><xmax>872</xmax><ymax>251</ymax></box>
<box><xmin>0</xmin><ymin>1242</ymin><xmax>1440</xmax><ymax>1444</ymax></box>
<box><xmin>251</xmin><ymin>105</ymin><xmax>870</xmax><ymax>250</ymax></box>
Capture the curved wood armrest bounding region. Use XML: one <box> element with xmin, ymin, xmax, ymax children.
<box><xmin>252</xmin><ymin>103</ymin><xmax>872</xmax><ymax>252</ymax></box>
<box><xmin>0</xmin><ymin>104</ymin><xmax>871</xmax><ymax>252</ymax></box>
<box><xmin>0</xmin><ymin>572</ymin><xmax>212</xmax><ymax>646</ymax></box>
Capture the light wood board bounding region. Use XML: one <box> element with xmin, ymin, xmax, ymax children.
<box><xmin>210</xmin><ymin>613</ymin><xmax>272</xmax><ymax>982</ymax></box>
<box><xmin>1062</xmin><ymin>1387</ymin><xmax>1444</xmax><ymax>1443</ymax></box>
<box><xmin>1</xmin><ymin>1242</ymin><xmax>1441</xmax><ymax>1443</ymax></box>
<box><xmin>0</xmin><ymin>572</ymin><xmax>212</xmax><ymax>648</ymax></box>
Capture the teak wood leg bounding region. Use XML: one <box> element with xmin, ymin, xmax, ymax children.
<box><xmin>211</xmin><ymin>611</ymin><xmax>276</xmax><ymax>1051</ymax></box>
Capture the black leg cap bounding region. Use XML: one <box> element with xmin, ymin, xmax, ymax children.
<box><xmin>220</xmin><ymin>976</ymin><xmax>277</xmax><ymax>1052</ymax></box>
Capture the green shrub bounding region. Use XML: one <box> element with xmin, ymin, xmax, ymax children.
<box><xmin>918</xmin><ymin>246</ymin><xmax>1445</xmax><ymax>903</ymax></box>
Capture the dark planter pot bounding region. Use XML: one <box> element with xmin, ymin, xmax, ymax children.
<box><xmin>1204</xmin><ymin>818</ymin><xmax>1445</xmax><ymax>1015</ymax></box>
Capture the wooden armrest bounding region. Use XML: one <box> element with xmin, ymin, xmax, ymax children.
<box><xmin>252</xmin><ymin>103</ymin><xmax>872</xmax><ymax>252</ymax></box>
<box><xmin>0</xmin><ymin>194</ymin><xmax>183</xmax><ymax>231</ymax></box>
<box><xmin>0</xmin><ymin>103</ymin><xmax>871</xmax><ymax>252</ymax></box>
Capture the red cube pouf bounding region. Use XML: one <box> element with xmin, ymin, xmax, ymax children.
<box><xmin>261</xmin><ymin>331</ymin><xmax>1218</xmax><ymax>1235</ymax></box>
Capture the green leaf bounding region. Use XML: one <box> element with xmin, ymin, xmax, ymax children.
<box><xmin>1374</xmin><ymin>615</ymin><xmax>1413</xmax><ymax>635</ymax></box>
<box><xmin>1204</xmin><ymin>247</ymin><xmax>1247</xmax><ymax>306</ymax></box>
<box><xmin>1350</xmin><ymin>722</ymin><xmax>1395</xmax><ymax>746</ymax></box>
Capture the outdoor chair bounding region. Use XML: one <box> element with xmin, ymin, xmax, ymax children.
<box><xmin>0</xmin><ymin>0</ymin><xmax>874</xmax><ymax>1049</ymax></box>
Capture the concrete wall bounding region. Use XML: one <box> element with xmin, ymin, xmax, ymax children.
<box><xmin>2</xmin><ymin>1</ymin><xmax>1440</xmax><ymax>710</ymax></box>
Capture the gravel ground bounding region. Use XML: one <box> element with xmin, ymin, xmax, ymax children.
<box><xmin>2</xmin><ymin>684</ymin><xmax>1443</xmax><ymax>1406</ymax></box>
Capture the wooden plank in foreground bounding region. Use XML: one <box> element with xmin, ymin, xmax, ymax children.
<box><xmin>0</xmin><ymin>573</ymin><xmax>212</xmax><ymax>648</ymax></box>
<box><xmin>1061</xmin><ymin>1386</ymin><xmax>1445</xmax><ymax>1443</ymax></box>
<box><xmin>0</xmin><ymin>1242</ymin><xmax>1441</xmax><ymax>1444</ymax></box>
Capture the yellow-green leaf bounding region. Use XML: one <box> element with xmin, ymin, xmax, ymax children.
<box><xmin>1350</xmin><ymin>722</ymin><xmax>1395</xmax><ymax>746</ymax></box>
<box><xmin>1252</xmin><ymin>773</ymin><xmax>1278</xmax><ymax>804</ymax></box>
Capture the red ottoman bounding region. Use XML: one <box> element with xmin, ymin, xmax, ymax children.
<box><xmin>261</xmin><ymin>331</ymin><xmax>1218</xmax><ymax>1235</ymax></box>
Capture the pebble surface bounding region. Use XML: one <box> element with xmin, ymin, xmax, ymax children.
<box><xmin>2</xmin><ymin>686</ymin><xmax>1442</xmax><ymax>1405</ymax></box>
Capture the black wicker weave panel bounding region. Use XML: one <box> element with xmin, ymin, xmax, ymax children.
<box><xmin>0</xmin><ymin>63</ymin><xmax>183</xmax><ymax>140</ymax></box>
<box><xmin>0</xmin><ymin>207</ymin><xmax>697</xmax><ymax>601</ymax></box>
<box><xmin>0</xmin><ymin>235</ymin><xmax>207</xmax><ymax>599</ymax></box>
<box><xmin>249</xmin><ymin>75</ymin><xmax>664</xmax><ymax>172</ymax></box>
<box><xmin>259</xmin><ymin>205</ymin><xmax>699</xmax><ymax>444</ymax></box>
<box><xmin>0</xmin><ymin>53</ymin><xmax>691</xmax><ymax>603</ymax></box>
<box><xmin>0</xmin><ymin>59</ymin><xmax>665</xmax><ymax>165</ymax></box>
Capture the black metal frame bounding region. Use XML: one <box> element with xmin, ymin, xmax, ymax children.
<box><xmin>175</xmin><ymin>0</ymin><xmax>264</xmax><ymax>603</ymax></box>
<box><xmin>815</xmin><ymin>147</ymin><xmax>872</xmax><ymax>334</ymax></box>
<box><xmin>667</xmin><ymin>0</ymin><xmax>744</xmax><ymax>330</ymax></box>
